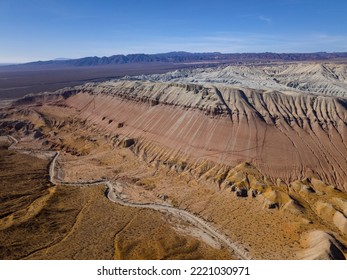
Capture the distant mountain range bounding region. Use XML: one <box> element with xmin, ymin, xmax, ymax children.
<box><xmin>23</xmin><ymin>51</ymin><xmax>347</xmax><ymax>67</ymax></box>
<box><xmin>0</xmin><ymin>63</ymin><xmax>15</xmax><ymax>66</ymax></box>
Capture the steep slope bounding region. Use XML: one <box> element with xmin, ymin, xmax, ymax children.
<box><xmin>44</xmin><ymin>80</ymin><xmax>345</xmax><ymax>192</ymax></box>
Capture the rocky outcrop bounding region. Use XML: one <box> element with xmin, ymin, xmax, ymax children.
<box><xmin>52</xmin><ymin>80</ymin><xmax>346</xmax><ymax>192</ymax></box>
<box><xmin>10</xmin><ymin>75</ymin><xmax>347</xmax><ymax>191</ymax></box>
<box><xmin>299</xmin><ymin>230</ymin><xmax>346</xmax><ymax>260</ymax></box>
<box><xmin>137</xmin><ymin>63</ymin><xmax>347</xmax><ymax>97</ymax></box>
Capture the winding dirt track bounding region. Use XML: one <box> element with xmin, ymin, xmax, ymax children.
<box><xmin>6</xmin><ymin>135</ymin><xmax>251</xmax><ymax>260</ymax></box>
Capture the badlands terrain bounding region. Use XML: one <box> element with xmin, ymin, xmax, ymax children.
<box><xmin>0</xmin><ymin>62</ymin><xmax>346</xmax><ymax>259</ymax></box>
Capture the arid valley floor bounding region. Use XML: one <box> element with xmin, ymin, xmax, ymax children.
<box><xmin>0</xmin><ymin>61</ymin><xmax>347</xmax><ymax>260</ymax></box>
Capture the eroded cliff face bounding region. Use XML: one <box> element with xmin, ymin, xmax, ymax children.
<box><xmin>136</xmin><ymin>63</ymin><xmax>347</xmax><ymax>97</ymax></box>
<box><xmin>55</xmin><ymin>80</ymin><xmax>346</xmax><ymax>192</ymax></box>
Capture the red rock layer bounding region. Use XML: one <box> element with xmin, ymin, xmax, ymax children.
<box><xmin>48</xmin><ymin>81</ymin><xmax>347</xmax><ymax>191</ymax></box>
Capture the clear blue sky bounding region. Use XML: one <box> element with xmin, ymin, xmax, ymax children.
<box><xmin>1</xmin><ymin>0</ymin><xmax>346</xmax><ymax>62</ymax></box>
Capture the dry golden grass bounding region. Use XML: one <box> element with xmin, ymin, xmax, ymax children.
<box><xmin>0</xmin><ymin>143</ymin><xmax>236</xmax><ymax>260</ymax></box>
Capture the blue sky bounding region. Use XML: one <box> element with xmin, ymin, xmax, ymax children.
<box><xmin>1</xmin><ymin>0</ymin><xmax>347</xmax><ymax>62</ymax></box>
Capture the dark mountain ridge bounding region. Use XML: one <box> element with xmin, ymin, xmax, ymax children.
<box><xmin>19</xmin><ymin>51</ymin><xmax>347</xmax><ymax>67</ymax></box>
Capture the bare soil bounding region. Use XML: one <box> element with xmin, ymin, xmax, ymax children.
<box><xmin>0</xmin><ymin>143</ymin><xmax>235</xmax><ymax>260</ymax></box>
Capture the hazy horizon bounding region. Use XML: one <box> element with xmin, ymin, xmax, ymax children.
<box><xmin>2</xmin><ymin>50</ymin><xmax>347</xmax><ymax>65</ymax></box>
<box><xmin>1</xmin><ymin>0</ymin><xmax>347</xmax><ymax>63</ymax></box>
